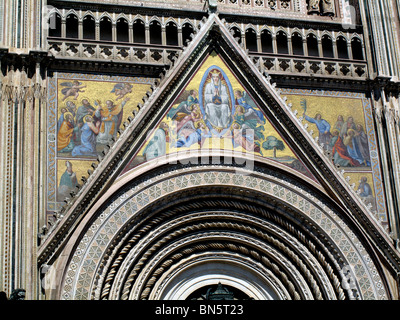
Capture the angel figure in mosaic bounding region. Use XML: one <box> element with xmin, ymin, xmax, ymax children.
<box><xmin>60</xmin><ymin>80</ymin><xmax>87</xmax><ymax>101</ymax></box>
<box><xmin>111</xmin><ymin>83</ymin><xmax>133</xmax><ymax>100</ymax></box>
<box><xmin>175</xmin><ymin>104</ymin><xmax>203</xmax><ymax>133</ymax></box>
<box><xmin>168</xmin><ymin>89</ymin><xmax>199</xmax><ymax>120</ymax></box>
<box><xmin>234</xmin><ymin>90</ymin><xmax>265</xmax><ymax>123</ymax></box>
<box><xmin>233</xmin><ymin>105</ymin><xmax>265</xmax><ymax>141</ymax></box>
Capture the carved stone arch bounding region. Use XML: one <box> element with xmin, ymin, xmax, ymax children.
<box><xmin>228</xmin><ymin>22</ymin><xmax>243</xmax><ymax>34</ymax></box>
<box><xmin>180</xmin><ymin>18</ymin><xmax>196</xmax><ymax>30</ymax></box>
<box><xmin>276</xmin><ymin>27</ymin><xmax>289</xmax><ymax>54</ymax></box>
<box><xmin>320</xmin><ymin>30</ymin><xmax>333</xmax><ymax>39</ymax></box>
<box><xmin>53</xmin><ymin>159</ymin><xmax>389</xmax><ymax>301</ymax></box>
<box><xmin>350</xmin><ymin>32</ymin><xmax>363</xmax><ymax>42</ymax></box>
<box><xmin>64</xmin><ymin>9</ymin><xmax>79</xmax><ymax>20</ymax></box>
<box><xmin>65</xmin><ymin>10</ymin><xmax>79</xmax><ymax>39</ymax></box>
<box><xmin>82</xmin><ymin>10</ymin><xmax>96</xmax><ymax>21</ymax></box>
<box><xmin>305</xmin><ymin>29</ymin><xmax>319</xmax><ymax>40</ymax></box>
<box><xmin>164</xmin><ymin>17</ymin><xmax>178</xmax><ymax>28</ymax></box>
<box><xmin>244</xmin><ymin>25</ymin><xmax>258</xmax><ymax>52</ymax></box>
<box><xmin>274</xmin><ymin>26</ymin><xmax>289</xmax><ymax>37</ymax></box>
<box><xmin>48</xmin><ymin>7</ymin><xmax>61</xmax><ymax>17</ymax></box>
<box><xmin>291</xmin><ymin>29</ymin><xmax>305</xmax><ymax>55</ymax></box>
<box><xmin>132</xmin><ymin>14</ymin><xmax>146</xmax><ymax>24</ymax></box>
<box><xmin>244</xmin><ymin>23</ymin><xmax>257</xmax><ymax>34</ymax></box>
<box><xmin>336</xmin><ymin>31</ymin><xmax>349</xmax><ymax>42</ymax></box>
<box><xmin>290</xmin><ymin>27</ymin><xmax>304</xmax><ymax>38</ymax></box>
<box><xmin>259</xmin><ymin>25</ymin><xmax>273</xmax><ymax>34</ymax></box>
<box><xmin>115</xmin><ymin>12</ymin><xmax>129</xmax><ymax>24</ymax></box>
<box><xmin>336</xmin><ymin>32</ymin><xmax>350</xmax><ymax>59</ymax></box>
<box><xmin>98</xmin><ymin>12</ymin><xmax>113</xmax><ymax>24</ymax></box>
<box><xmin>48</xmin><ymin>9</ymin><xmax>62</xmax><ymax>38</ymax></box>
<box><xmin>321</xmin><ymin>32</ymin><xmax>334</xmax><ymax>58</ymax></box>
<box><xmin>148</xmin><ymin>15</ymin><xmax>162</xmax><ymax>26</ymax></box>
<box><xmin>155</xmin><ymin>253</ymin><xmax>287</xmax><ymax>300</ymax></box>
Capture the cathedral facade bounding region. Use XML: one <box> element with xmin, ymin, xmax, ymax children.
<box><xmin>0</xmin><ymin>0</ymin><xmax>400</xmax><ymax>300</ymax></box>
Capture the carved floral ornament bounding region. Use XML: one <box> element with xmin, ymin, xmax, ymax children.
<box><xmin>55</xmin><ymin>164</ymin><xmax>387</xmax><ymax>300</ymax></box>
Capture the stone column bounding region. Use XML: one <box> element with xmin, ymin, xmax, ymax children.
<box><xmin>128</xmin><ymin>22</ymin><xmax>134</xmax><ymax>43</ymax></box>
<box><xmin>372</xmin><ymin>85</ymin><xmax>400</xmax><ymax>240</ymax></box>
<box><xmin>383</xmin><ymin>91</ymin><xmax>400</xmax><ymax>239</ymax></box>
<box><xmin>0</xmin><ymin>51</ymin><xmax>49</xmax><ymax>300</ymax></box>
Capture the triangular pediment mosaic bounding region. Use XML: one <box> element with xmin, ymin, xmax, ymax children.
<box><xmin>121</xmin><ymin>53</ymin><xmax>314</xmax><ymax>180</ymax></box>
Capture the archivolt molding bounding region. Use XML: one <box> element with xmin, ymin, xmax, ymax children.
<box><xmin>96</xmin><ymin>194</ymin><xmax>342</xmax><ymax>300</ymax></box>
<box><xmin>150</xmin><ymin>252</ymin><xmax>290</xmax><ymax>300</ymax></box>
<box><xmin>126</xmin><ymin>231</ymin><xmax>316</xmax><ymax>300</ymax></box>
<box><xmin>58</xmin><ymin>165</ymin><xmax>388</xmax><ymax>300</ymax></box>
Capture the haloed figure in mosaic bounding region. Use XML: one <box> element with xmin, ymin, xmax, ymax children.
<box><xmin>58</xmin><ymin>161</ymin><xmax>80</xmax><ymax>201</ymax></box>
<box><xmin>94</xmin><ymin>98</ymin><xmax>128</xmax><ymax>145</ymax></box>
<box><xmin>204</xmin><ymin>69</ymin><xmax>231</xmax><ymax>130</ymax></box>
<box><xmin>57</xmin><ymin>112</ymin><xmax>76</xmax><ymax>153</ymax></box>
<box><xmin>357</xmin><ymin>176</ymin><xmax>376</xmax><ymax>211</ymax></box>
<box><xmin>330</xmin><ymin>129</ymin><xmax>360</xmax><ymax>167</ymax></box>
<box><xmin>71</xmin><ymin>115</ymin><xmax>101</xmax><ymax>157</ymax></box>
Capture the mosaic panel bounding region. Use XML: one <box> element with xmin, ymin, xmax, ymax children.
<box><xmin>121</xmin><ymin>53</ymin><xmax>313</xmax><ymax>180</ymax></box>
<box><xmin>47</xmin><ymin>73</ymin><xmax>155</xmax><ymax>215</ymax></box>
<box><xmin>283</xmin><ymin>89</ymin><xmax>387</xmax><ymax>221</ymax></box>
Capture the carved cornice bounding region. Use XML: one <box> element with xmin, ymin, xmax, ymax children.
<box><xmin>48</xmin><ymin>57</ymin><xmax>165</xmax><ymax>77</ymax></box>
<box><xmin>47</xmin><ymin>0</ymin><xmax>207</xmax><ymax>19</ymax></box>
<box><xmin>0</xmin><ymin>51</ymin><xmax>51</xmax><ymax>102</ymax></box>
<box><xmin>0</xmin><ymin>50</ymin><xmax>53</xmax><ymax>78</ymax></box>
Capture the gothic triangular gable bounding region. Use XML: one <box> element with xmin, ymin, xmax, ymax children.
<box><xmin>38</xmin><ymin>13</ymin><xmax>399</xmax><ymax>279</ymax></box>
<box><xmin>120</xmin><ymin>52</ymin><xmax>315</xmax><ymax>181</ymax></box>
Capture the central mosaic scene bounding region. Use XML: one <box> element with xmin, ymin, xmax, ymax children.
<box><xmin>124</xmin><ymin>54</ymin><xmax>306</xmax><ymax>175</ymax></box>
